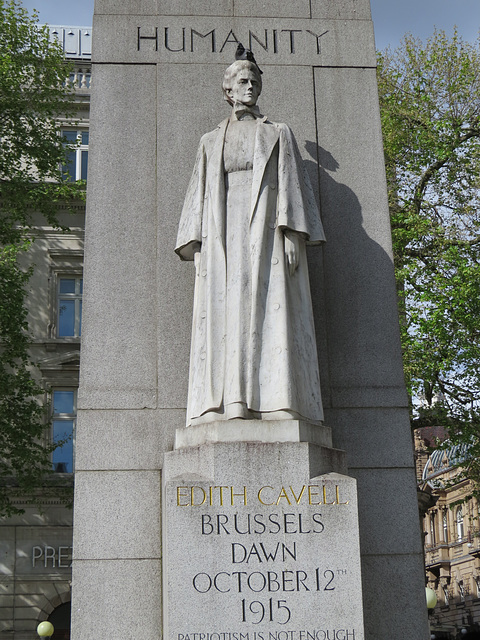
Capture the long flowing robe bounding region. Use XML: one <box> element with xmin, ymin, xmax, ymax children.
<box><xmin>175</xmin><ymin>116</ymin><xmax>326</xmax><ymax>426</ymax></box>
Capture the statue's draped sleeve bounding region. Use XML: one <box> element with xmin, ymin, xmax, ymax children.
<box><xmin>175</xmin><ymin>139</ymin><xmax>207</xmax><ymax>261</ymax></box>
<box><xmin>276</xmin><ymin>125</ymin><xmax>326</xmax><ymax>244</ymax></box>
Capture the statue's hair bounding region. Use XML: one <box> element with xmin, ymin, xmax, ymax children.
<box><xmin>222</xmin><ymin>60</ymin><xmax>262</xmax><ymax>105</ymax></box>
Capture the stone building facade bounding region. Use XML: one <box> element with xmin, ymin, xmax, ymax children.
<box><xmin>416</xmin><ymin>428</ymin><xmax>480</xmax><ymax>639</ymax></box>
<box><xmin>0</xmin><ymin>27</ymin><xmax>91</xmax><ymax>640</ymax></box>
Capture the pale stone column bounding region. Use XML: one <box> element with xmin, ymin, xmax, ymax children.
<box><xmin>71</xmin><ymin>1</ymin><xmax>430</xmax><ymax>638</ymax></box>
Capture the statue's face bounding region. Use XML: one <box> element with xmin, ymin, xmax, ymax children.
<box><xmin>226</xmin><ymin>69</ymin><xmax>261</xmax><ymax>106</ymax></box>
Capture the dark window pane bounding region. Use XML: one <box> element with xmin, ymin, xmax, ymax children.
<box><xmin>79</xmin><ymin>279</ymin><xmax>83</xmax><ymax>294</ymax></box>
<box><xmin>58</xmin><ymin>300</ymin><xmax>75</xmax><ymax>336</ymax></box>
<box><xmin>52</xmin><ymin>420</ymin><xmax>74</xmax><ymax>473</ymax></box>
<box><xmin>53</xmin><ymin>391</ymin><xmax>74</xmax><ymax>414</ymax></box>
<box><xmin>59</xmin><ymin>279</ymin><xmax>76</xmax><ymax>294</ymax></box>
<box><xmin>63</xmin><ymin>131</ymin><xmax>77</xmax><ymax>142</ymax></box>
<box><xmin>81</xmin><ymin>131</ymin><xmax>89</xmax><ymax>145</ymax></box>
<box><xmin>79</xmin><ymin>300</ymin><xmax>82</xmax><ymax>337</ymax></box>
<box><xmin>63</xmin><ymin>150</ymin><xmax>76</xmax><ymax>182</ymax></box>
<box><xmin>81</xmin><ymin>150</ymin><xmax>88</xmax><ymax>180</ymax></box>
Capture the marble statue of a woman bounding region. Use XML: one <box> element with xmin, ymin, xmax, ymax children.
<box><xmin>175</xmin><ymin>57</ymin><xmax>325</xmax><ymax>427</ymax></box>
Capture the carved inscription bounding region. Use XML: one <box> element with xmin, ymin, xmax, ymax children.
<box><xmin>177</xmin><ymin>633</ymin><xmax>356</xmax><ymax>640</ymax></box>
<box><xmin>137</xmin><ymin>27</ymin><xmax>329</xmax><ymax>55</ymax></box>
<box><xmin>176</xmin><ymin>485</ymin><xmax>349</xmax><ymax>507</ymax></box>
<box><xmin>165</xmin><ymin>482</ymin><xmax>361</xmax><ymax>638</ymax></box>
<box><xmin>31</xmin><ymin>545</ymin><xmax>73</xmax><ymax>568</ymax></box>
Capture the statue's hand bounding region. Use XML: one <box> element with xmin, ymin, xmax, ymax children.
<box><xmin>284</xmin><ymin>230</ymin><xmax>300</xmax><ymax>276</ymax></box>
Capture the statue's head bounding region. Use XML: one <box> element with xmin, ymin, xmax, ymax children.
<box><xmin>222</xmin><ymin>60</ymin><xmax>262</xmax><ymax>107</ymax></box>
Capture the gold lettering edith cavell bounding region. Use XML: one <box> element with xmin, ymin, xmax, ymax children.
<box><xmin>176</xmin><ymin>485</ymin><xmax>349</xmax><ymax>507</ymax></box>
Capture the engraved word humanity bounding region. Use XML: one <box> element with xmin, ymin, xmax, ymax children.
<box><xmin>137</xmin><ymin>27</ymin><xmax>329</xmax><ymax>56</ymax></box>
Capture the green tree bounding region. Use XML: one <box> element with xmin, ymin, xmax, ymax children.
<box><xmin>0</xmin><ymin>0</ymin><xmax>83</xmax><ymax>515</ymax></box>
<box><xmin>377</xmin><ymin>30</ymin><xmax>480</xmax><ymax>490</ymax></box>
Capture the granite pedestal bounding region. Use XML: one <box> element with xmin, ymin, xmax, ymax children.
<box><xmin>163</xmin><ymin>426</ymin><xmax>364</xmax><ymax>639</ymax></box>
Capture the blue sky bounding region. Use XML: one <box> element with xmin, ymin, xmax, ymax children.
<box><xmin>21</xmin><ymin>0</ymin><xmax>479</xmax><ymax>50</ymax></box>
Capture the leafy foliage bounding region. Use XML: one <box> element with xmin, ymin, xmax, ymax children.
<box><xmin>377</xmin><ymin>30</ymin><xmax>480</xmax><ymax>492</ymax></box>
<box><xmin>0</xmin><ymin>243</ymin><xmax>56</xmax><ymax>516</ymax></box>
<box><xmin>0</xmin><ymin>0</ymin><xmax>82</xmax><ymax>515</ymax></box>
<box><xmin>0</xmin><ymin>0</ymin><xmax>85</xmax><ymax>241</ymax></box>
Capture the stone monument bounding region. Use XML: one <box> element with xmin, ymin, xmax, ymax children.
<box><xmin>71</xmin><ymin>1</ymin><xmax>430</xmax><ymax>639</ymax></box>
<box><xmin>175</xmin><ymin>57</ymin><xmax>325</xmax><ymax>428</ymax></box>
<box><xmin>163</xmin><ymin>55</ymin><xmax>364</xmax><ymax>639</ymax></box>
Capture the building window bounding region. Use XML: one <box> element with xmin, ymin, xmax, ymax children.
<box><xmin>457</xmin><ymin>507</ymin><xmax>465</xmax><ymax>541</ymax></box>
<box><xmin>47</xmin><ymin>249</ymin><xmax>83</xmax><ymax>340</ymax></box>
<box><xmin>459</xmin><ymin>580</ymin><xmax>465</xmax><ymax>602</ymax></box>
<box><xmin>62</xmin><ymin>130</ymin><xmax>89</xmax><ymax>181</ymax></box>
<box><xmin>430</xmin><ymin>512</ymin><xmax>436</xmax><ymax>545</ymax></box>
<box><xmin>57</xmin><ymin>277</ymin><xmax>82</xmax><ymax>337</ymax></box>
<box><xmin>52</xmin><ymin>389</ymin><xmax>76</xmax><ymax>473</ymax></box>
<box><xmin>443</xmin><ymin>510</ymin><xmax>449</xmax><ymax>542</ymax></box>
<box><xmin>443</xmin><ymin>585</ymin><xmax>449</xmax><ymax>606</ymax></box>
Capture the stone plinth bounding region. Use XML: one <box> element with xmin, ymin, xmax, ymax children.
<box><xmin>163</xmin><ymin>439</ymin><xmax>364</xmax><ymax>639</ymax></box>
<box><xmin>175</xmin><ymin>420</ymin><xmax>333</xmax><ymax>449</ymax></box>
